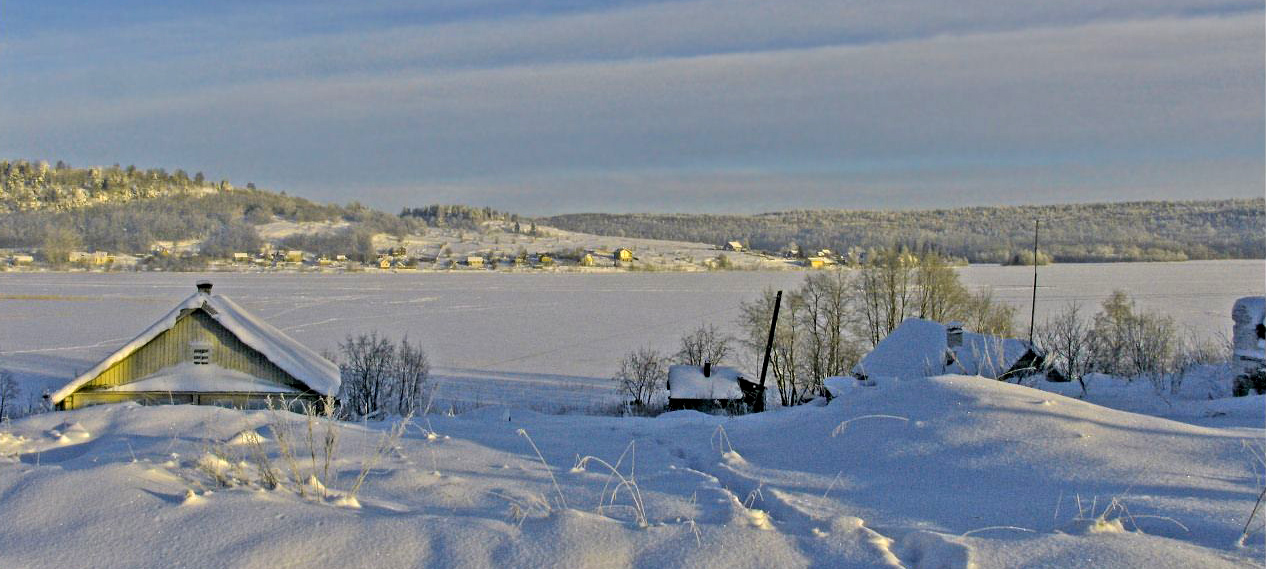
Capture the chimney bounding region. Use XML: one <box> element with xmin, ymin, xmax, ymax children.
<box><xmin>196</xmin><ymin>280</ymin><xmax>213</xmax><ymax>295</ymax></box>
<box><xmin>703</xmin><ymin>361</ymin><xmax>712</xmax><ymax>377</ymax></box>
<box><xmin>946</xmin><ymin>322</ymin><xmax>963</xmax><ymax>349</ymax></box>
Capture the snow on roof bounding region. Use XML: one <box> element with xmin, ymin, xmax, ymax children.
<box><xmin>50</xmin><ymin>288</ymin><xmax>340</xmax><ymax>404</ymax></box>
<box><xmin>1232</xmin><ymin>296</ymin><xmax>1265</xmax><ymax>361</ymax></box>
<box><xmin>851</xmin><ymin>318</ymin><xmax>950</xmax><ymax>380</ymax></box>
<box><xmin>852</xmin><ymin>317</ymin><xmax>1037</xmax><ymax>380</ymax></box>
<box><xmin>667</xmin><ymin>364</ymin><xmax>744</xmax><ymax>400</ymax></box>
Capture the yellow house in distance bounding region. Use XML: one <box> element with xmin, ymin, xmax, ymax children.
<box><xmin>614</xmin><ymin>248</ymin><xmax>634</xmax><ymax>263</ymax></box>
<box><xmin>69</xmin><ymin>251</ymin><xmax>112</xmax><ymax>266</ymax></box>
<box><xmin>48</xmin><ymin>282</ymin><xmax>339</xmax><ymax>411</ymax></box>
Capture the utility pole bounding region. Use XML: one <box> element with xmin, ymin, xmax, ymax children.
<box><xmin>1028</xmin><ymin>219</ymin><xmax>1040</xmax><ymax>344</ymax></box>
<box><xmin>758</xmin><ymin>290</ymin><xmax>783</xmax><ymax>412</ymax></box>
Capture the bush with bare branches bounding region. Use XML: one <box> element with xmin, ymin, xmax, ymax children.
<box><xmin>614</xmin><ymin>347</ymin><xmax>667</xmax><ymax>408</ymax></box>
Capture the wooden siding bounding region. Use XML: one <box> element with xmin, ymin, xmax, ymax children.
<box><xmin>78</xmin><ymin>308</ymin><xmax>308</xmax><ymax>392</ymax></box>
<box><xmin>63</xmin><ymin>391</ymin><xmax>321</xmax><ymax>411</ymax></box>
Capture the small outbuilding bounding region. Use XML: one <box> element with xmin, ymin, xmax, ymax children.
<box><xmin>852</xmin><ymin>318</ymin><xmax>1044</xmax><ymax>382</ymax></box>
<box><xmin>49</xmin><ymin>282</ymin><xmax>340</xmax><ymax>411</ymax></box>
<box><xmin>667</xmin><ymin>363</ymin><xmax>765</xmax><ymax>412</ymax></box>
<box><xmin>614</xmin><ymin>248</ymin><xmax>634</xmax><ymax>263</ymax></box>
<box><xmin>725</xmin><ymin>241</ymin><xmax>744</xmax><ymax>252</ymax></box>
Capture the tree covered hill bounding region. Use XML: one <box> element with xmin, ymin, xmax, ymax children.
<box><xmin>3</xmin><ymin>159</ymin><xmax>1261</xmax><ymax>265</ymax></box>
<box><xmin>0</xmin><ymin>159</ymin><xmax>419</xmax><ymax>259</ymax></box>
<box><xmin>542</xmin><ymin>199</ymin><xmax>1265</xmax><ymax>263</ymax></box>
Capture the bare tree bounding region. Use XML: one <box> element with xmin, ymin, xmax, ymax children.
<box><xmin>337</xmin><ymin>333</ymin><xmax>433</xmax><ymax>418</ymax></box>
<box><xmin>675</xmin><ymin>323</ymin><xmax>731</xmax><ymax>366</ymax></box>
<box><xmin>1089</xmin><ymin>291</ymin><xmax>1178</xmax><ymax>386</ymax></box>
<box><xmin>392</xmin><ymin>336</ymin><xmax>431</xmax><ymax>416</ymax></box>
<box><xmin>615</xmin><ymin>347</ymin><xmax>667</xmax><ymax>408</ymax></box>
<box><xmin>1036</xmin><ymin>302</ymin><xmax>1095</xmax><ymax>396</ymax></box>
<box><xmin>854</xmin><ymin>249</ymin><xmax>917</xmax><ymax>347</ymax></box>
<box><xmin>739</xmin><ymin>288</ymin><xmax>808</xmax><ymax>406</ymax></box>
<box><xmin>961</xmin><ymin>289</ymin><xmax>1017</xmax><ymax>338</ymax></box>
<box><xmin>40</xmin><ymin>224</ymin><xmax>81</xmax><ymax>266</ymax></box>
<box><xmin>915</xmin><ymin>251</ymin><xmax>967</xmax><ymax>323</ymax></box>
<box><xmin>799</xmin><ymin>269</ymin><xmax>862</xmax><ymax>391</ymax></box>
<box><xmin>337</xmin><ymin>332</ymin><xmax>396</xmax><ymax>418</ymax></box>
<box><xmin>0</xmin><ymin>368</ymin><xmax>18</xmax><ymax>421</ymax></box>
<box><xmin>1090</xmin><ymin>290</ymin><xmax>1135</xmax><ymax>377</ymax></box>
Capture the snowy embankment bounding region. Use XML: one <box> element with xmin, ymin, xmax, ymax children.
<box><xmin>1</xmin><ymin>376</ymin><xmax>1262</xmax><ymax>568</ymax></box>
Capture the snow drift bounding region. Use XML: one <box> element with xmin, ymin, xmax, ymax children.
<box><xmin>1</xmin><ymin>375</ymin><xmax>1262</xmax><ymax>568</ymax></box>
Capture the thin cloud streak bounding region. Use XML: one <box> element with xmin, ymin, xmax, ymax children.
<box><xmin>0</xmin><ymin>1</ymin><xmax>1261</xmax><ymax>213</ymax></box>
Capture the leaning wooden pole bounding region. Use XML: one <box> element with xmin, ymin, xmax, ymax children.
<box><xmin>1028</xmin><ymin>218</ymin><xmax>1040</xmax><ymax>344</ymax></box>
<box><xmin>758</xmin><ymin>290</ymin><xmax>783</xmax><ymax>402</ymax></box>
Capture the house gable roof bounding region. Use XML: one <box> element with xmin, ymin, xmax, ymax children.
<box><xmin>668</xmin><ymin>364</ymin><xmax>745</xmax><ymax>400</ymax></box>
<box><xmin>50</xmin><ymin>290</ymin><xmax>340</xmax><ymax>404</ymax></box>
<box><xmin>852</xmin><ymin>317</ymin><xmax>1039</xmax><ymax>380</ymax></box>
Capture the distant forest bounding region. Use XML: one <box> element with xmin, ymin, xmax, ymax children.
<box><xmin>3</xmin><ymin>159</ymin><xmax>1262</xmax><ymax>265</ymax></box>
<box><xmin>542</xmin><ymin>200</ymin><xmax>1265</xmax><ymax>263</ymax></box>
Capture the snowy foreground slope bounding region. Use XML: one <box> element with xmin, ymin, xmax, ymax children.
<box><xmin>1</xmin><ymin>376</ymin><xmax>1262</xmax><ymax>568</ymax></box>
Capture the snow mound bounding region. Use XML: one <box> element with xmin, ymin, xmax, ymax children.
<box><xmin>181</xmin><ymin>489</ymin><xmax>205</xmax><ymax>506</ymax></box>
<box><xmin>0</xmin><ymin>432</ymin><xmax>27</xmax><ymax>461</ymax></box>
<box><xmin>225</xmin><ymin>428</ymin><xmax>269</xmax><ymax>446</ymax></box>
<box><xmin>48</xmin><ymin>422</ymin><xmax>90</xmax><ymax>443</ymax></box>
<box><xmin>0</xmin><ymin>376</ymin><xmax>1261</xmax><ymax>568</ymax></box>
<box><xmin>899</xmin><ymin>531</ymin><xmax>975</xmax><ymax>569</ymax></box>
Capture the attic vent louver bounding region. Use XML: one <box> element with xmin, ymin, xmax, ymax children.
<box><xmin>190</xmin><ymin>341</ymin><xmax>212</xmax><ymax>365</ymax></box>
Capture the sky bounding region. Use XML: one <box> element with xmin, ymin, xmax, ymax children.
<box><xmin>0</xmin><ymin>0</ymin><xmax>1262</xmax><ymax>215</ymax></box>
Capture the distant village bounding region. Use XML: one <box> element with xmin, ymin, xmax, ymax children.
<box><xmin>0</xmin><ymin>236</ymin><xmax>860</xmax><ymax>273</ymax></box>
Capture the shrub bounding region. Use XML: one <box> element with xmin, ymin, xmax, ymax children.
<box><xmin>1233</xmin><ymin>367</ymin><xmax>1266</xmax><ymax>397</ymax></box>
<box><xmin>337</xmin><ymin>332</ymin><xmax>432</xmax><ymax>418</ymax></box>
<box><xmin>614</xmin><ymin>347</ymin><xmax>667</xmax><ymax>408</ymax></box>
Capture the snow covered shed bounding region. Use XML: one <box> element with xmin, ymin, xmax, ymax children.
<box><xmin>666</xmin><ymin>363</ymin><xmax>765</xmax><ymax>412</ymax></box>
<box><xmin>851</xmin><ymin>318</ymin><xmax>1044</xmax><ymax>382</ymax></box>
<box><xmin>1232</xmin><ymin>296</ymin><xmax>1265</xmax><ymax>373</ymax></box>
<box><xmin>49</xmin><ymin>282</ymin><xmax>340</xmax><ymax>411</ymax></box>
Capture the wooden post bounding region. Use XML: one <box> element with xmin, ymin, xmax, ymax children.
<box><xmin>758</xmin><ymin>290</ymin><xmax>782</xmax><ymax>394</ymax></box>
<box><xmin>1029</xmin><ymin>219</ymin><xmax>1039</xmax><ymax>344</ymax></box>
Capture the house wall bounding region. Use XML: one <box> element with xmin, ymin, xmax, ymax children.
<box><xmin>62</xmin><ymin>391</ymin><xmax>321</xmax><ymax>411</ymax></box>
<box><xmin>75</xmin><ymin>309</ymin><xmax>306</xmax><ymax>394</ymax></box>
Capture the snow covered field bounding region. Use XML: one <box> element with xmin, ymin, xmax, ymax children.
<box><xmin>0</xmin><ymin>263</ymin><xmax>1263</xmax><ymax>567</ymax></box>
<box><xmin>0</xmin><ymin>375</ymin><xmax>1262</xmax><ymax>568</ymax></box>
<box><xmin>0</xmin><ymin>260</ymin><xmax>1261</xmax><ymax>411</ymax></box>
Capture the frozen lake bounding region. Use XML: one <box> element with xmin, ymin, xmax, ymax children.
<box><xmin>1</xmin><ymin>260</ymin><xmax>1261</xmax><ymax>408</ymax></box>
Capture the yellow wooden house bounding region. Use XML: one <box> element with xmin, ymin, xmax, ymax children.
<box><xmin>614</xmin><ymin>248</ymin><xmax>634</xmax><ymax>263</ymax></box>
<box><xmin>49</xmin><ymin>282</ymin><xmax>339</xmax><ymax>411</ymax></box>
